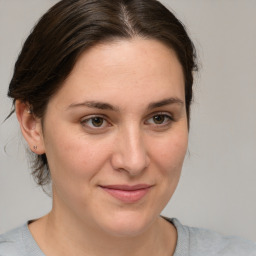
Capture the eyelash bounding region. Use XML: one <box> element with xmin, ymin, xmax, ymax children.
<box><xmin>80</xmin><ymin>115</ymin><xmax>109</xmax><ymax>129</ymax></box>
<box><xmin>145</xmin><ymin>113</ymin><xmax>174</xmax><ymax>127</ymax></box>
<box><xmin>80</xmin><ymin>113</ymin><xmax>174</xmax><ymax>130</ymax></box>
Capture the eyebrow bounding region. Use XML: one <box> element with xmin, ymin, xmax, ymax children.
<box><xmin>67</xmin><ymin>101</ymin><xmax>119</xmax><ymax>111</ymax></box>
<box><xmin>147</xmin><ymin>97</ymin><xmax>184</xmax><ymax>110</ymax></box>
<box><xmin>67</xmin><ymin>97</ymin><xmax>184</xmax><ymax>111</ymax></box>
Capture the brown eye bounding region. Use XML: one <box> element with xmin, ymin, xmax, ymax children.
<box><xmin>81</xmin><ymin>116</ymin><xmax>108</xmax><ymax>129</ymax></box>
<box><xmin>91</xmin><ymin>117</ymin><xmax>104</xmax><ymax>127</ymax></box>
<box><xmin>145</xmin><ymin>113</ymin><xmax>173</xmax><ymax>126</ymax></box>
<box><xmin>153</xmin><ymin>115</ymin><xmax>165</xmax><ymax>124</ymax></box>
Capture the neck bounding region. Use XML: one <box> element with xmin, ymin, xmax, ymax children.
<box><xmin>29</xmin><ymin>197</ymin><xmax>177</xmax><ymax>256</ymax></box>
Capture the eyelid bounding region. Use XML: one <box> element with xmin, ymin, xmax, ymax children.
<box><xmin>80</xmin><ymin>114</ymin><xmax>111</xmax><ymax>129</ymax></box>
<box><xmin>145</xmin><ymin>112</ymin><xmax>174</xmax><ymax>125</ymax></box>
<box><xmin>80</xmin><ymin>111</ymin><xmax>174</xmax><ymax>132</ymax></box>
<box><xmin>80</xmin><ymin>114</ymin><xmax>107</xmax><ymax>121</ymax></box>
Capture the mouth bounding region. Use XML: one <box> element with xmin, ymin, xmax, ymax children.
<box><xmin>99</xmin><ymin>184</ymin><xmax>153</xmax><ymax>203</ymax></box>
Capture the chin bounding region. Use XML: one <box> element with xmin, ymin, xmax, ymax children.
<box><xmin>97</xmin><ymin>210</ymin><xmax>157</xmax><ymax>238</ymax></box>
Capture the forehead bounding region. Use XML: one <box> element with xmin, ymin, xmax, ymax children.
<box><xmin>73</xmin><ymin>38</ymin><xmax>183</xmax><ymax>81</ymax></box>
<box><xmin>48</xmin><ymin>38</ymin><xmax>185</xmax><ymax>109</ymax></box>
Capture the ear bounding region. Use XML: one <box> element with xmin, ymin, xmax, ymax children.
<box><xmin>15</xmin><ymin>100</ymin><xmax>45</xmax><ymax>154</ymax></box>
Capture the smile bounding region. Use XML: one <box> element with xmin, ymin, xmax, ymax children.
<box><xmin>99</xmin><ymin>184</ymin><xmax>153</xmax><ymax>203</ymax></box>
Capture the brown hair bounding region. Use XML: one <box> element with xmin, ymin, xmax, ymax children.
<box><xmin>8</xmin><ymin>0</ymin><xmax>197</xmax><ymax>186</ymax></box>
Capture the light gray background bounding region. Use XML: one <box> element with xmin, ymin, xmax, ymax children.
<box><xmin>0</xmin><ymin>0</ymin><xmax>256</xmax><ymax>241</ymax></box>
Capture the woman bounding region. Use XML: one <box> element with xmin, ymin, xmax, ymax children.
<box><xmin>0</xmin><ymin>0</ymin><xmax>255</xmax><ymax>255</ymax></box>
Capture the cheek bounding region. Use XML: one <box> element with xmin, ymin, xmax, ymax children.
<box><xmin>150</xmin><ymin>130</ymin><xmax>188</xmax><ymax>174</ymax></box>
<box><xmin>44</xmin><ymin>127</ymin><xmax>109</xmax><ymax>182</ymax></box>
<box><xmin>145</xmin><ymin>131</ymin><xmax>188</xmax><ymax>212</ymax></box>
<box><xmin>45</xmin><ymin>134</ymin><xmax>108</xmax><ymax>204</ymax></box>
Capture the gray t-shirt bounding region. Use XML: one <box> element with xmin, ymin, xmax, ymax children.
<box><xmin>0</xmin><ymin>218</ymin><xmax>256</xmax><ymax>255</ymax></box>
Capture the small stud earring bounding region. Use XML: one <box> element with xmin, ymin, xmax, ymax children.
<box><xmin>27</xmin><ymin>106</ymin><xmax>33</xmax><ymax>114</ymax></box>
<box><xmin>33</xmin><ymin>145</ymin><xmax>37</xmax><ymax>150</ymax></box>
<box><xmin>27</xmin><ymin>108</ymin><xmax>32</xmax><ymax>114</ymax></box>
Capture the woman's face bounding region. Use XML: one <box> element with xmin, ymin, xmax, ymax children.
<box><xmin>39</xmin><ymin>38</ymin><xmax>188</xmax><ymax>236</ymax></box>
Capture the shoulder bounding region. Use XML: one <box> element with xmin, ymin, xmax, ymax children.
<box><xmin>0</xmin><ymin>225</ymin><xmax>27</xmax><ymax>256</ymax></box>
<box><xmin>0</xmin><ymin>223</ymin><xmax>44</xmax><ymax>256</ymax></box>
<box><xmin>170</xmin><ymin>218</ymin><xmax>256</xmax><ymax>256</ymax></box>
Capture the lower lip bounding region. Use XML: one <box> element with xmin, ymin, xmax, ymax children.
<box><xmin>101</xmin><ymin>187</ymin><xmax>151</xmax><ymax>203</ymax></box>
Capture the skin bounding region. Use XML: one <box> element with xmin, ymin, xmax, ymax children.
<box><xmin>16</xmin><ymin>38</ymin><xmax>188</xmax><ymax>256</ymax></box>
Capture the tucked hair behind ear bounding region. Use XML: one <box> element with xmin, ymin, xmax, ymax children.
<box><xmin>8</xmin><ymin>0</ymin><xmax>197</xmax><ymax>187</ymax></box>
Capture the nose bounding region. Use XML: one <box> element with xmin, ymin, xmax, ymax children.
<box><xmin>111</xmin><ymin>126</ymin><xmax>150</xmax><ymax>176</ymax></box>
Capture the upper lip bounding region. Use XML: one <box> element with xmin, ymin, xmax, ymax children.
<box><xmin>99</xmin><ymin>184</ymin><xmax>153</xmax><ymax>191</ymax></box>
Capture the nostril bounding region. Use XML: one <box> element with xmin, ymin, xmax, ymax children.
<box><xmin>111</xmin><ymin>131</ymin><xmax>149</xmax><ymax>175</ymax></box>
<box><xmin>111</xmin><ymin>150</ymin><xmax>149</xmax><ymax>175</ymax></box>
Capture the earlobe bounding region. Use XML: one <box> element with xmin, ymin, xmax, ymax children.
<box><xmin>15</xmin><ymin>100</ymin><xmax>45</xmax><ymax>154</ymax></box>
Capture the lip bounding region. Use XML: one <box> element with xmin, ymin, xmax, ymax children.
<box><xmin>99</xmin><ymin>184</ymin><xmax>153</xmax><ymax>203</ymax></box>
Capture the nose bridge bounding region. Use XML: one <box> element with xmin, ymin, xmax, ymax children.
<box><xmin>112</xmin><ymin>123</ymin><xmax>149</xmax><ymax>175</ymax></box>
